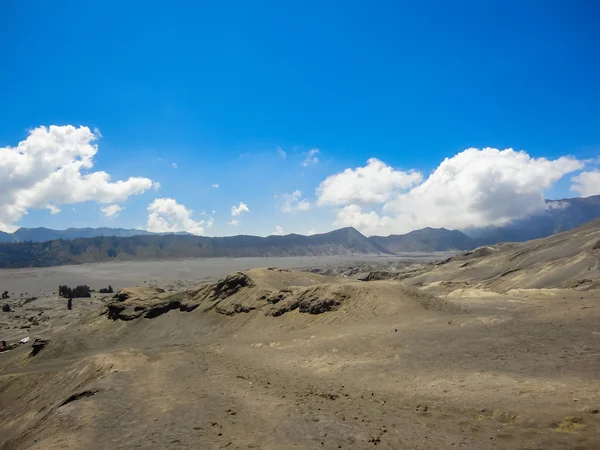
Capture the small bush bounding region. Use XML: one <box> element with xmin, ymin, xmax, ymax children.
<box><xmin>2</xmin><ymin>304</ymin><xmax>10</xmax><ymax>312</ymax></box>
<box><xmin>1</xmin><ymin>291</ymin><xmax>9</xmax><ymax>299</ymax></box>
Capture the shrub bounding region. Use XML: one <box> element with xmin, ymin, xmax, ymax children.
<box><xmin>2</xmin><ymin>304</ymin><xmax>10</xmax><ymax>312</ymax></box>
<box><xmin>58</xmin><ymin>285</ymin><xmax>91</xmax><ymax>298</ymax></box>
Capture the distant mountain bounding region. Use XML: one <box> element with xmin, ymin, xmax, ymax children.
<box><xmin>467</xmin><ymin>195</ymin><xmax>600</xmax><ymax>244</ymax></box>
<box><xmin>2</xmin><ymin>195</ymin><xmax>600</xmax><ymax>268</ymax></box>
<box><xmin>0</xmin><ymin>227</ymin><xmax>156</xmax><ymax>243</ymax></box>
<box><xmin>369</xmin><ymin>227</ymin><xmax>477</xmax><ymax>252</ymax></box>
<box><xmin>0</xmin><ymin>227</ymin><xmax>391</xmax><ymax>268</ymax></box>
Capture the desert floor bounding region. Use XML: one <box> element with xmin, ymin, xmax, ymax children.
<box><xmin>1</xmin><ymin>256</ymin><xmax>599</xmax><ymax>449</ymax></box>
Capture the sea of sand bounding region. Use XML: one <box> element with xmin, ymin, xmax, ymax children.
<box><xmin>0</xmin><ymin>254</ymin><xmax>450</xmax><ymax>296</ymax></box>
<box><xmin>1</xmin><ymin>248</ymin><xmax>599</xmax><ymax>449</ymax></box>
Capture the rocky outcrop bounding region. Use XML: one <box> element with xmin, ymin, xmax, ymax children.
<box><xmin>265</xmin><ymin>287</ymin><xmax>346</xmax><ymax>317</ymax></box>
<box><xmin>358</xmin><ymin>271</ymin><xmax>400</xmax><ymax>281</ymax></box>
<box><xmin>107</xmin><ymin>286</ymin><xmax>198</xmax><ymax>320</ymax></box>
<box><xmin>105</xmin><ymin>267</ymin><xmax>457</xmax><ymax>323</ymax></box>
<box><xmin>211</xmin><ymin>273</ymin><xmax>254</xmax><ymax>299</ymax></box>
<box><xmin>105</xmin><ymin>271</ymin><xmax>348</xmax><ymax>321</ymax></box>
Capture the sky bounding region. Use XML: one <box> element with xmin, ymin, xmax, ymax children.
<box><xmin>1</xmin><ymin>0</ymin><xmax>599</xmax><ymax>237</ymax></box>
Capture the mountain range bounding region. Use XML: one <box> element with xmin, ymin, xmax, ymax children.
<box><xmin>1</xmin><ymin>195</ymin><xmax>600</xmax><ymax>268</ymax></box>
<box><xmin>0</xmin><ymin>227</ymin><xmax>156</xmax><ymax>243</ymax></box>
<box><xmin>466</xmin><ymin>195</ymin><xmax>600</xmax><ymax>244</ymax></box>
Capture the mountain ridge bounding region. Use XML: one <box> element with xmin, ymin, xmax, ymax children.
<box><xmin>0</xmin><ymin>226</ymin><xmax>390</xmax><ymax>268</ymax></box>
<box><xmin>1</xmin><ymin>195</ymin><xmax>600</xmax><ymax>268</ymax></box>
<box><xmin>0</xmin><ymin>227</ymin><xmax>156</xmax><ymax>243</ymax></box>
<box><xmin>369</xmin><ymin>227</ymin><xmax>476</xmax><ymax>252</ymax></box>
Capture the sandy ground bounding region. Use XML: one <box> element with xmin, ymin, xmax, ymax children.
<box><xmin>1</xmin><ymin>254</ymin><xmax>599</xmax><ymax>449</ymax></box>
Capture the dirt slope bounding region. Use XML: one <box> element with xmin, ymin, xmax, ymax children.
<box><xmin>404</xmin><ymin>218</ymin><xmax>600</xmax><ymax>292</ymax></box>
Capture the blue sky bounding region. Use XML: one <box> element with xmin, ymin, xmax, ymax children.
<box><xmin>1</xmin><ymin>1</ymin><xmax>599</xmax><ymax>236</ymax></box>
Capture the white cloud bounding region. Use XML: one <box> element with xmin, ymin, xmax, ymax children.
<box><xmin>47</xmin><ymin>204</ymin><xmax>61</xmax><ymax>215</ymax></box>
<box><xmin>146</xmin><ymin>198</ymin><xmax>210</xmax><ymax>235</ymax></box>
<box><xmin>546</xmin><ymin>200</ymin><xmax>569</xmax><ymax>210</ymax></box>
<box><xmin>231</xmin><ymin>202</ymin><xmax>250</xmax><ymax>216</ymax></box>
<box><xmin>334</xmin><ymin>205</ymin><xmax>387</xmax><ymax>232</ymax></box>
<box><xmin>281</xmin><ymin>190</ymin><xmax>311</xmax><ymax>212</ymax></box>
<box><xmin>212</xmin><ymin>183</ymin><xmax>219</xmax><ymax>188</ymax></box>
<box><xmin>324</xmin><ymin>148</ymin><xmax>583</xmax><ymax>235</ymax></box>
<box><xmin>153</xmin><ymin>182</ymin><xmax>161</xmax><ymax>191</ymax></box>
<box><xmin>571</xmin><ymin>170</ymin><xmax>600</xmax><ymax>197</ymax></box>
<box><xmin>276</xmin><ymin>147</ymin><xmax>286</xmax><ymax>159</ymax></box>
<box><xmin>317</xmin><ymin>158</ymin><xmax>423</xmax><ymax>206</ymax></box>
<box><xmin>212</xmin><ymin>210</ymin><xmax>216</xmax><ymax>214</ymax></box>
<box><xmin>101</xmin><ymin>204</ymin><xmax>124</xmax><ymax>218</ymax></box>
<box><xmin>302</xmin><ymin>148</ymin><xmax>320</xmax><ymax>166</ymax></box>
<box><xmin>0</xmin><ymin>125</ymin><xmax>154</xmax><ymax>232</ymax></box>
<box><xmin>273</xmin><ymin>225</ymin><xmax>284</xmax><ymax>235</ymax></box>
<box><xmin>172</xmin><ymin>162</ymin><xmax>178</xmax><ymax>168</ymax></box>
<box><xmin>229</xmin><ymin>219</ymin><xmax>239</xmax><ymax>226</ymax></box>
<box><xmin>306</xmin><ymin>228</ymin><xmax>317</xmax><ymax>236</ymax></box>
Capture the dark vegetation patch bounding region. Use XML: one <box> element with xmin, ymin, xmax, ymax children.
<box><xmin>98</xmin><ymin>285</ymin><xmax>114</xmax><ymax>294</ymax></box>
<box><xmin>58</xmin><ymin>285</ymin><xmax>91</xmax><ymax>298</ymax></box>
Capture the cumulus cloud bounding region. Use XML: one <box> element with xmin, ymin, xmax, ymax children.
<box><xmin>47</xmin><ymin>204</ymin><xmax>61</xmax><ymax>215</ymax></box>
<box><xmin>0</xmin><ymin>125</ymin><xmax>154</xmax><ymax>232</ymax></box>
<box><xmin>302</xmin><ymin>148</ymin><xmax>320</xmax><ymax>166</ymax></box>
<box><xmin>317</xmin><ymin>158</ymin><xmax>423</xmax><ymax>206</ymax></box>
<box><xmin>153</xmin><ymin>182</ymin><xmax>161</xmax><ymax>191</ymax></box>
<box><xmin>334</xmin><ymin>205</ymin><xmax>387</xmax><ymax>232</ymax></box>
<box><xmin>273</xmin><ymin>225</ymin><xmax>284</xmax><ymax>235</ymax></box>
<box><xmin>571</xmin><ymin>170</ymin><xmax>600</xmax><ymax>197</ymax></box>
<box><xmin>212</xmin><ymin>183</ymin><xmax>219</xmax><ymax>188</ymax></box>
<box><xmin>229</xmin><ymin>219</ymin><xmax>239</xmax><ymax>226</ymax></box>
<box><xmin>101</xmin><ymin>204</ymin><xmax>124</xmax><ymax>218</ymax></box>
<box><xmin>172</xmin><ymin>162</ymin><xmax>178</xmax><ymax>168</ymax></box>
<box><xmin>276</xmin><ymin>147</ymin><xmax>286</xmax><ymax>159</ymax></box>
<box><xmin>281</xmin><ymin>190</ymin><xmax>311</xmax><ymax>212</ymax></box>
<box><xmin>231</xmin><ymin>202</ymin><xmax>249</xmax><ymax>216</ymax></box>
<box><xmin>146</xmin><ymin>198</ymin><xmax>211</xmax><ymax>235</ymax></box>
<box><xmin>323</xmin><ymin>148</ymin><xmax>583</xmax><ymax>235</ymax></box>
